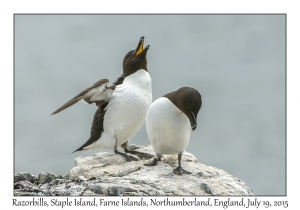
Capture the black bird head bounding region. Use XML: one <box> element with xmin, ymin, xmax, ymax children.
<box><xmin>122</xmin><ymin>36</ymin><xmax>150</xmax><ymax>77</ymax></box>
<box><xmin>164</xmin><ymin>87</ymin><xmax>202</xmax><ymax>131</ymax></box>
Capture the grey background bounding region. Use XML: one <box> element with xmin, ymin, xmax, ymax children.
<box><xmin>14</xmin><ymin>14</ymin><xmax>285</xmax><ymax>195</ymax></box>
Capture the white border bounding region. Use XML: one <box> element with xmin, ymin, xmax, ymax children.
<box><xmin>2</xmin><ymin>0</ymin><xmax>298</xmax><ymax>208</ymax></box>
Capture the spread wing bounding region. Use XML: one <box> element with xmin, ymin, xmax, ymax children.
<box><xmin>51</xmin><ymin>79</ymin><xmax>113</xmax><ymax>115</ymax></box>
<box><xmin>71</xmin><ymin>75</ymin><xmax>125</xmax><ymax>152</ymax></box>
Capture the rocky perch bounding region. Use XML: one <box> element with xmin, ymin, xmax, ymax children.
<box><xmin>14</xmin><ymin>145</ymin><xmax>254</xmax><ymax>196</ymax></box>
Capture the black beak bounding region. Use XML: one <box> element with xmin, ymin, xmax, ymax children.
<box><xmin>135</xmin><ymin>36</ymin><xmax>150</xmax><ymax>55</ymax></box>
<box><xmin>135</xmin><ymin>36</ymin><xmax>144</xmax><ymax>55</ymax></box>
<box><xmin>190</xmin><ymin>111</ymin><xmax>197</xmax><ymax>131</ymax></box>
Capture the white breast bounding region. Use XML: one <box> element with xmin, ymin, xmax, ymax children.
<box><xmin>146</xmin><ymin>97</ymin><xmax>191</xmax><ymax>155</ymax></box>
<box><xmin>102</xmin><ymin>70</ymin><xmax>152</xmax><ymax>147</ymax></box>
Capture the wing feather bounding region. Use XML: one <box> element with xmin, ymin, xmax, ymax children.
<box><xmin>51</xmin><ymin>79</ymin><xmax>111</xmax><ymax>115</ymax></box>
<box><xmin>72</xmin><ymin>102</ymin><xmax>108</xmax><ymax>153</ymax></box>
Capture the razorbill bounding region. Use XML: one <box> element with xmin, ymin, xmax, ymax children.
<box><xmin>144</xmin><ymin>87</ymin><xmax>202</xmax><ymax>174</ymax></box>
<box><xmin>51</xmin><ymin>37</ymin><xmax>153</xmax><ymax>161</ymax></box>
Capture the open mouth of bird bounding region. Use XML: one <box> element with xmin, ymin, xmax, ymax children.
<box><xmin>135</xmin><ymin>36</ymin><xmax>149</xmax><ymax>55</ymax></box>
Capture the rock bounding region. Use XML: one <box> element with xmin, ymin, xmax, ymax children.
<box><xmin>77</xmin><ymin>176</ymin><xmax>88</xmax><ymax>182</ymax></box>
<box><xmin>14</xmin><ymin>145</ymin><xmax>254</xmax><ymax>196</ymax></box>
<box><xmin>14</xmin><ymin>172</ymin><xmax>38</xmax><ymax>183</ymax></box>
<box><xmin>38</xmin><ymin>172</ymin><xmax>57</xmax><ymax>184</ymax></box>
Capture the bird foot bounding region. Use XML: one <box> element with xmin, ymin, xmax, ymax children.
<box><xmin>115</xmin><ymin>150</ymin><xmax>138</xmax><ymax>162</ymax></box>
<box><xmin>144</xmin><ymin>158</ymin><xmax>159</xmax><ymax>166</ymax></box>
<box><xmin>125</xmin><ymin>150</ymin><xmax>154</xmax><ymax>158</ymax></box>
<box><xmin>173</xmin><ymin>166</ymin><xmax>191</xmax><ymax>175</ymax></box>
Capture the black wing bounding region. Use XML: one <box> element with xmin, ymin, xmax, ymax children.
<box><xmin>72</xmin><ymin>101</ymin><xmax>108</xmax><ymax>153</ymax></box>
